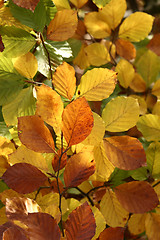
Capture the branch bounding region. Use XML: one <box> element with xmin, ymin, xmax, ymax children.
<box><xmin>75</xmin><ymin>186</ymin><xmax>94</xmax><ymax>206</ymax></box>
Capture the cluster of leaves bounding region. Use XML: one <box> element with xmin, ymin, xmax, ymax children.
<box><xmin>0</xmin><ymin>0</ymin><xmax>160</xmax><ymax>239</ymax></box>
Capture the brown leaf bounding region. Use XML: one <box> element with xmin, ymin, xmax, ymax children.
<box><xmin>18</xmin><ymin>115</ymin><xmax>55</xmax><ymax>153</ymax></box>
<box><xmin>52</xmin><ymin>149</ymin><xmax>67</xmax><ymax>172</ymax></box>
<box><xmin>99</xmin><ymin>227</ymin><xmax>124</xmax><ymax>240</ymax></box>
<box><xmin>2</xmin><ymin>163</ymin><xmax>47</xmax><ymax>194</ymax></box>
<box><xmin>2</xmin><ymin>226</ymin><xmax>28</xmax><ymax>240</ymax></box>
<box><xmin>114</xmin><ymin>181</ymin><xmax>159</xmax><ymax>213</ymax></box>
<box><xmin>64</xmin><ymin>152</ymin><xmax>95</xmax><ymax>188</ymax></box>
<box><xmin>12</xmin><ymin>0</ymin><xmax>40</xmax><ymax>11</ymax></box>
<box><xmin>73</xmin><ymin>19</ymin><xmax>86</xmax><ymax>40</ymax></box>
<box><xmin>62</xmin><ymin>97</ymin><xmax>94</xmax><ymax>146</ymax></box>
<box><xmin>47</xmin><ymin>9</ymin><xmax>78</xmax><ymax>41</ymax></box>
<box><xmin>0</xmin><ymin>35</ymin><xmax>4</xmax><ymax>52</ymax></box>
<box><xmin>65</xmin><ymin>201</ymin><xmax>96</xmax><ymax>240</ymax></box>
<box><xmin>26</xmin><ymin>212</ymin><xmax>61</xmax><ymax>240</ymax></box>
<box><xmin>115</xmin><ymin>39</ymin><xmax>136</xmax><ymax>60</ymax></box>
<box><xmin>103</xmin><ymin>136</ymin><xmax>146</xmax><ymax>170</ymax></box>
<box><xmin>147</xmin><ymin>33</ymin><xmax>160</xmax><ymax>56</ymax></box>
<box><xmin>0</xmin><ymin>222</ymin><xmax>16</xmax><ymax>239</ymax></box>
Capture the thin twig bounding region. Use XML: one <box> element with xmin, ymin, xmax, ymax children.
<box><xmin>109</xmin><ymin>43</ymin><xmax>117</xmax><ymax>66</ymax></box>
<box><xmin>75</xmin><ymin>186</ymin><xmax>94</xmax><ymax>206</ymax></box>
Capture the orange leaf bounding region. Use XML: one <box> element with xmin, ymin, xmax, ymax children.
<box><xmin>65</xmin><ymin>201</ymin><xmax>96</xmax><ymax>240</ymax></box>
<box><xmin>52</xmin><ymin>62</ymin><xmax>76</xmax><ymax>100</ymax></box>
<box><xmin>36</xmin><ymin>84</ymin><xmax>63</xmax><ymax>134</ymax></box>
<box><xmin>52</xmin><ymin>149</ymin><xmax>67</xmax><ymax>172</ymax></box>
<box><xmin>18</xmin><ymin>115</ymin><xmax>55</xmax><ymax>153</ymax></box>
<box><xmin>147</xmin><ymin>33</ymin><xmax>160</xmax><ymax>56</ymax></box>
<box><xmin>12</xmin><ymin>0</ymin><xmax>40</xmax><ymax>11</ymax></box>
<box><xmin>103</xmin><ymin>136</ymin><xmax>146</xmax><ymax>170</ymax></box>
<box><xmin>2</xmin><ymin>163</ymin><xmax>47</xmax><ymax>194</ymax></box>
<box><xmin>114</xmin><ymin>181</ymin><xmax>159</xmax><ymax>213</ymax></box>
<box><xmin>62</xmin><ymin>97</ymin><xmax>94</xmax><ymax>146</ymax></box>
<box><xmin>2</xmin><ymin>226</ymin><xmax>28</xmax><ymax>240</ymax></box>
<box><xmin>129</xmin><ymin>72</ymin><xmax>146</xmax><ymax>93</ymax></box>
<box><xmin>99</xmin><ymin>227</ymin><xmax>124</xmax><ymax>240</ymax></box>
<box><xmin>73</xmin><ymin>20</ymin><xmax>86</xmax><ymax>40</ymax></box>
<box><xmin>64</xmin><ymin>152</ymin><xmax>95</xmax><ymax>188</ymax></box>
<box><xmin>26</xmin><ymin>212</ymin><xmax>61</xmax><ymax>240</ymax></box>
<box><xmin>47</xmin><ymin>9</ymin><xmax>78</xmax><ymax>41</ymax></box>
<box><xmin>115</xmin><ymin>39</ymin><xmax>136</xmax><ymax>60</ymax></box>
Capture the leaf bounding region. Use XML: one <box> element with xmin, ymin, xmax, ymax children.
<box><xmin>65</xmin><ymin>201</ymin><xmax>96</xmax><ymax>240</ymax></box>
<box><xmin>152</xmin><ymin>79</ymin><xmax>160</xmax><ymax>97</ymax></box>
<box><xmin>119</xmin><ymin>12</ymin><xmax>154</xmax><ymax>42</ymax></box>
<box><xmin>36</xmin><ymin>84</ymin><xmax>63</xmax><ymax>134</ymax></box>
<box><xmin>102</xmin><ymin>96</ymin><xmax>140</xmax><ymax>132</ymax></box>
<box><xmin>103</xmin><ymin>136</ymin><xmax>146</xmax><ymax>170</ymax></box>
<box><xmin>145</xmin><ymin>212</ymin><xmax>160</xmax><ymax>240</ymax></box>
<box><xmin>2</xmin><ymin>226</ymin><xmax>28</xmax><ymax>240</ymax></box>
<box><xmin>70</xmin><ymin>0</ymin><xmax>88</xmax><ymax>8</ymax></box>
<box><xmin>47</xmin><ymin>9</ymin><xmax>78</xmax><ymax>41</ymax></box>
<box><xmin>0</xmin><ymin>136</ymin><xmax>16</xmax><ymax>157</ymax></box>
<box><xmin>146</xmin><ymin>142</ymin><xmax>160</xmax><ymax>179</ymax></box>
<box><xmin>99</xmin><ymin>0</ymin><xmax>127</xmax><ymax>30</ymax></box>
<box><xmin>114</xmin><ymin>181</ymin><xmax>159</xmax><ymax>213</ymax></box>
<box><xmin>92</xmin><ymin>0</ymin><xmax>110</xmax><ymax>8</ymax></box>
<box><xmin>52</xmin><ymin>0</ymin><xmax>70</xmax><ymax>10</ymax></box>
<box><xmin>99</xmin><ymin>227</ymin><xmax>124</xmax><ymax>240</ymax></box>
<box><xmin>64</xmin><ymin>151</ymin><xmax>95</xmax><ymax>188</ymax></box>
<box><xmin>13</xmin><ymin>52</ymin><xmax>38</xmax><ymax>79</ymax></box>
<box><xmin>100</xmin><ymin>188</ymin><xmax>129</xmax><ymax>227</ymax></box>
<box><xmin>62</xmin><ymin>97</ymin><xmax>94</xmax><ymax>146</ymax></box>
<box><xmin>137</xmin><ymin>114</ymin><xmax>160</xmax><ymax>141</ymax></box>
<box><xmin>2</xmin><ymin>163</ymin><xmax>48</xmax><ymax>193</ymax></box>
<box><xmin>128</xmin><ymin>213</ymin><xmax>146</xmax><ymax>235</ymax></box>
<box><xmin>115</xmin><ymin>39</ymin><xmax>136</xmax><ymax>60</ymax></box>
<box><xmin>18</xmin><ymin>115</ymin><xmax>55</xmax><ymax>153</ymax></box>
<box><xmin>147</xmin><ymin>33</ymin><xmax>160</xmax><ymax>56</ymax></box>
<box><xmin>0</xmin><ymin>34</ymin><xmax>4</xmax><ymax>52</ymax></box>
<box><xmin>76</xmin><ymin>68</ymin><xmax>117</xmax><ymax>101</ymax></box>
<box><xmin>12</xmin><ymin>0</ymin><xmax>39</xmax><ymax>11</ymax></box>
<box><xmin>115</xmin><ymin>59</ymin><xmax>135</xmax><ymax>88</ymax></box>
<box><xmin>0</xmin><ymin>26</ymin><xmax>36</xmax><ymax>58</ymax></box>
<box><xmin>91</xmin><ymin>206</ymin><xmax>106</xmax><ymax>240</ymax></box>
<box><xmin>73</xmin><ymin>43</ymin><xmax>90</xmax><ymax>69</ymax></box>
<box><xmin>2</xmin><ymin>87</ymin><xmax>36</xmax><ymax>126</ymax></box>
<box><xmin>8</xmin><ymin>145</ymin><xmax>48</xmax><ymax>172</ymax></box>
<box><xmin>26</xmin><ymin>212</ymin><xmax>61</xmax><ymax>240</ymax></box>
<box><xmin>52</xmin><ymin>62</ymin><xmax>76</xmax><ymax>100</ymax></box>
<box><xmin>129</xmin><ymin>72</ymin><xmax>146</xmax><ymax>93</ymax></box>
<box><xmin>52</xmin><ymin>148</ymin><xmax>67</xmax><ymax>172</ymax></box>
<box><xmin>130</xmin><ymin>95</ymin><xmax>147</xmax><ymax>115</ymax></box>
<box><xmin>32</xmin><ymin>0</ymin><xmax>46</xmax><ymax>32</ymax></box>
<box><xmin>135</xmin><ymin>50</ymin><xmax>160</xmax><ymax>87</ymax></box>
<box><xmin>47</xmin><ymin>40</ymin><xmax>73</xmax><ymax>59</ymax></box>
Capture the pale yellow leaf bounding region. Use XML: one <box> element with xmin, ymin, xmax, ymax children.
<box><xmin>102</xmin><ymin>96</ymin><xmax>140</xmax><ymax>132</ymax></box>
<box><xmin>130</xmin><ymin>95</ymin><xmax>147</xmax><ymax>115</ymax></box>
<box><xmin>119</xmin><ymin>12</ymin><xmax>154</xmax><ymax>42</ymax></box>
<box><xmin>44</xmin><ymin>204</ymin><xmax>61</xmax><ymax>223</ymax></box>
<box><xmin>128</xmin><ymin>213</ymin><xmax>146</xmax><ymax>235</ymax></box>
<box><xmin>70</xmin><ymin>0</ymin><xmax>88</xmax><ymax>8</ymax></box>
<box><xmin>129</xmin><ymin>72</ymin><xmax>146</xmax><ymax>93</ymax></box>
<box><xmin>146</xmin><ymin>142</ymin><xmax>160</xmax><ymax>179</ymax></box>
<box><xmin>99</xmin><ymin>0</ymin><xmax>127</xmax><ymax>30</ymax></box>
<box><xmin>73</xmin><ymin>43</ymin><xmax>90</xmax><ymax>69</ymax></box>
<box><xmin>115</xmin><ymin>59</ymin><xmax>135</xmax><ymax>88</ymax></box>
<box><xmin>0</xmin><ymin>136</ymin><xmax>16</xmax><ymax>157</ymax></box>
<box><xmin>152</xmin><ymin>79</ymin><xmax>160</xmax><ymax>97</ymax></box>
<box><xmin>100</xmin><ymin>188</ymin><xmax>129</xmax><ymax>227</ymax></box>
<box><xmin>91</xmin><ymin>206</ymin><xmax>106</xmax><ymax>240</ymax></box>
<box><xmin>76</xmin><ymin>68</ymin><xmax>117</xmax><ymax>101</ymax></box>
<box><xmin>52</xmin><ymin>0</ymin><xmax>70</xmax><ymax>10</ymax></box>
<box><xmin>145</xmin><ymin>212</ymin><xmax>160</xmax><ymax>240</ymax></box>
<box><xmin>13</xmin><ymin>52</ymin><xmax>38</xmax><ymax>79</ymax></box>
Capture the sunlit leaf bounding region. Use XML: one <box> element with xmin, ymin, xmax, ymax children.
<box><xmin>129</xmin><ymin>72</ymin><xmax>146</xmax><ymax>93</ymax></box>
<box><xmin>73</xmin><ymin>43</ymin><xmax>90</xmax><ymax>69</ymax></box>
<box><xmin>18</xmin><ymin>115</ymin><xmax>55</xmax><ymax>153</ymax></box>
<box><xmin>147</xmin><ymin>33</ymin><xmax>160</xmax><ymax>56</ymax></box>
<box><xmin>115</xmin><ymin>181</ymin><xmax>159</xmax><ymax>213</ymax></box>
<box><xmin>92</xmin><ymin>0</ymin><xmax>110</xmax><ymax>8</ymax></box>
<box><xmin>36</xmin><ymin>84</ymin><xmax>63</xmax><ymax>134</ymax></box>
<box><xmin>128</xmin><ymin>213</ymin><xmax>146</xmax><ymax>235</ymax></box>
<box><xmin>99</xmin><ymin>227</ymin><xmax>124</xmax><ymax>240</ymax></box>
<box><xmin>100</xmin><ymin>188</ymin><xmax>129</xmax><ymax>227</ymax></box>
<box><xmin>52</xmin><ymin>0</ymin><xmax>70</xmax><ymax>10</ymax></box>
<box><xmin>12</xmin><ymin>0</ymin><xmax>40</xmax><ymax>11</ymax></box>
<box><xmin>70</xmin><ymin>0</ymin><xmax>88</xmax><ymax>8</ymax></box>
<box><xmin>62</xmin><ymin>97</ymin><xmax>94</xmax><ymax>146</ymax></box>
<box><xmin>115</xmin><ymin>39</ymin><xmax>136</xmax><ymax>60</ymax></box>
<box><xmin>103</xmin><ymin>136</ymin><xmax>146</xmax><ymax>170</ymax></box>
<box><xmin>65</xmin><ymin>202</ymin><xmax>96</xmax><ymax>240</ymax></box>
<box><xmin>91</xmin><ymin>206</ymin><xmax>106</xmax><ymax>240</ymax></box>
<box><xmin>137</xmin><ymin>114</ymin><xmax>160</xmax><ymax>141</ymax></box>
<box><xmin>47</xmin><ymin>9</ymin><xmax>78</xmax><ymax>41</ymax></box>
<box><xmin>145</xmin><ymin>212</ymin><xmax>160</xmax><ymax>240</ymax></box>
<box><xmin>13</xmin><ymin>52</ymin><xmax>38</xmax><ymax>79</ymax></box>
<box><xmin>2</xmin><ymin>163</ymin><xmax>48</xmax><ymax>193</ymax></box>
<box><xmin>76</xmin><ymin>68</ymin><xmax>116</xmax><ymax>101</ymax></box>
<box><xmin>102</xmin><ymin>96</ymin><xmax>139</xmax><ymax>132</ymax></box>
<box><xmin>115</xmin><ymin>59</ymin><xmax>134</xmax><ymax>88</ymax></box>
<box><xmin>52</xmin><ymin>148</ymin><xmax>67</xmax><ymax>172</ymax></box>
<box><xmin>64</xmin><ymin>151</ymin><xmax>95</xmax><ymax>188</ymax></box>
<box><xmin>52</xmin><ymin>62</ymin><xmax>76</xmax><ymax>100</ymax></box>
<box><xmin>119</xmin><ymin>12</ymin><xmax>154</xmax><ymax>42</ymax></box>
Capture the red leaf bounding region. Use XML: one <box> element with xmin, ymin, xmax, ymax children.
<box><xmin>2</xmin><ymin>163</ymin><xmax>47</xmax><ymax>194</ymax></box>
<box><xmin>2</xmin><ymin>226</ymin><xmax>28</xmax><ymax>240</ymax></box>
<box><xmin>65</xmin><ymin>202</ymin><xmax>96</xmax><ymax>240</ymax></box>
<box><xmin>52</xmin><ymin>149</ymin><xmax>67</xmax><ymax>172</ymax></box>
<box><xmin>0</xmin><ymin>35</ymin><xmax>4</xmax><ymax>52</ymax></box>
<box><xmin>99</xmin><ymin>227</ymin><xmax>124</xmax><ymax>240</ymax></box>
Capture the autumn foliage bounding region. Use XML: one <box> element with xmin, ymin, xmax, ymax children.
<box><xmin>0</xmin><ymin>0</ymin><xmax>160</xmax><ymax>239</ymax></box>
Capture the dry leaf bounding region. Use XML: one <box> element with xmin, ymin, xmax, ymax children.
<box><xmin>52</xmin><ymin>148</ymin><xmax>67</xmax><ymax>172</ymax></box>
<box><xmin>99</xmin><ymin>227</ymin><xmax>124</xmax><ymax>240</ymax></box>
<box><xmin>12</xmin><ymin>0</ymin><xmax>40</xmax><ymax>11</ymax></box>
<box><xmin>147</xmin><ymin>33</ymin><xmax>160</xmax><ymax>56</ymax></box>
<box><xmin>115</xmin><ymin>39</ymin><xmax>136</xmax><ymax>60</ymax></box>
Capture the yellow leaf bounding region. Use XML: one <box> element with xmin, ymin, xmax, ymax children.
<box><xmin>52</xmin><ymin>62</ymin><xmax>76</xmax><ymax>100</ymax></box>
<box><xmin>47</xmin><ymin>9</ymin><xmax>78</xmax><ymax>41</ymax></box>
<box><xmin>128</xmin><ymin>213</ymin><xmax>146</xmax><ymax>235</ymax></box>
<box><xmin>44</xmin><ymin>205</ymin><xmax>61</xmax><ymax>223</ymax></box>
<box><xmin>13</xmin><ymin>52</ymin><xmax>38</xmax><ymax>79</ymax></box>
<box><xmin>99</xmin><ymin>0</ymin><xmax>127</xmax><ymax>30</ymax></box>
<box><xmin>91</xmin><ymin>206</ymin><xmax>106</xmax><ymax>240</ymax></box>
<box><xmin>63</xmin><ymin>198</ymin><xmax>81</xmax><ymax>221</ymax></box>
<box><xmin>36</xmin><ymin>84</ymin><xmax>63</xmax><ymax>134</ymax></box>
<box><xmin>84</xmin><ymin>12</ymin><xmax>111</xmax><ymax>39</ymax></box>
<box><xmin>84</xmin><ymin>43</ymin><xmax>110</xmax><ymax>67</ymax></box>
<box><xmin>146</xmin><ymin>142</ymin><xmax>160</xmax><ymax>179</ymax></box>
<box><xmin>152</xmin><ymin>79</ymin><xmax>160</xmax><ymax>97</ymax></box>
<box><xmin>52</xmin><ymin>0</ymin><xmax>70</xmax><ymax>10</ymax></box>
<box><xmin>137</xmin><ymin>114</ymin><xmax>160</xmax><ymax>141</ymax></box>
<box><xmin>102</xmin><ymin>96</ymin><xmax>140</xmax><ymax>132</ymax></box>
<box><xmin>0</xmin><ymin>207</ymin><xmax>8</xmax><ymax>225</ymax></box>
<box><xmin>152</xmin><ymin>101</ymin><xmax>160</xmax><ymax>116</ymax></box>
<box><xmin>115</xmin><ymin>59</ymin><xmax>135</xmax><ymax>88</ymax></box>
<box><xmin>129</xmin><ymin>72</ymin><xmax>146</xmax><ymax>93</ymax></box>
<box><xmin>73</xmin><ymin>43</ymin><xmax>90</xmax><ymax>69</ymax></box>
<box><xmin>8</xmin><ymin>145</ymin><xmax>48</xmax><ymax>173</ymax></box>
<box><xmin>145</xmin><ymin>212</ymin><xmax>160</xmax><ymax>240</ymax></box>
<box><xmin>0</xmin><ymin>156</ymin><xmax>10</xmax><ymax>176</ymax></box>
<box><xmin>130</xmin><ymin>95</ymin><xmax>147</xmax><ymax>115</ymax></box>
<box><xmin>70</xmin><ymin>0</ymin><xmax>88</xmax><ymax>8</ymax></box>
<box><xmin>119</xmin><ymin>12</ymin><xmax>154</xmax><ymax>42</ymax></box>
<box><xmin>76</xmin><ymin>68</ymin><xmax>117</xmax><ymax>101</ymax></box>
<box><xmin>0</xmin><ymin>136</ymin><xmax>16</xmax><ymax>157</ymax></box>
<box><xmin>100</xmin><ymin>188</ymin><xmax>129</xmax><ymax>227</ymax></box>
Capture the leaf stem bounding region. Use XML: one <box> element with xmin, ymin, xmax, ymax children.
<box><xmin>75</xmin><ymin>186</ymin><xmax>94</xmax><ymax>206</ymax></box>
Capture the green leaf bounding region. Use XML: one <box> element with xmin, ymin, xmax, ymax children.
<box><xmin>0</xmin><ymin>122</ymin><xmax>12</xmax><ymax>140</ymax></box>
<box><xmin>130</xmin><ymin>167</ymin><xmax>148</xmax><ymax>181</ymax></box>
<box><xmin>92</xmin><ymin>0</ymin><xmax>111</xmax><ymax>8</ymax></box>
<box><xmin>46</xmin><ymin>40</ymin><xmax>73</xmax><ymax>59</ymax></box>
<box><xmin>109</xmin><ymin>168</ymin><xmax>131</xmax><ymax>188</ymax></box>
<box><xmin>67</xmin><ymin>38</ymin><xmax>81</xmax><ymax>61</ymax></box>
<box><xmin>33</xmin><ymin>0</ymin><xmax>46</xmax><ymax>32</ymax></box>
<box><xmin>43</xmin><ymin>0</ymin><xmax>57</xmax><ymax>26</ymax></box>
<box><xmin>2</xmin><ymin>87</ymin><xmax>36</xmax><ymax>126</ymax></box>
<box><xmin>0</xmin><ymin>26</ymin><xmax>36</xmax><ymax>58</ymax></box>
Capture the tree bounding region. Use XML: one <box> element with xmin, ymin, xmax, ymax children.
<box><xmin>0</xmin><ymin>0</ymin><xmax>160</xmax><ymax>239</ymax></box>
